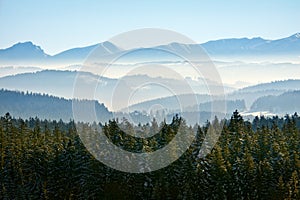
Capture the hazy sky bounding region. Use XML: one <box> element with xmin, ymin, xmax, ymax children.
<box><xmin>0</xmin><ymin>0</ymin><xmax>299</xmax><ymax>55</ymax></box>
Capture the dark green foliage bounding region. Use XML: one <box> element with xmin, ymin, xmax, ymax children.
<box><xmin>0</xmin><ymin>111</ymin><xmax>299</xmax><ymax>199</ymax></box>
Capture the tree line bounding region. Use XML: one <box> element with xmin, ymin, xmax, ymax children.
<box><xmin>0</xmin><ymin>111</ymin><xmax>299</xmax><ymax>199</ymax></box>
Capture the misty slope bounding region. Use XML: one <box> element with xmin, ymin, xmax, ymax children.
<box><xmin>52</xmin><ymin>41</ymin><xmax>122</xmax><ymax>63</ymax></box>
<box><xmin>0</xmin><ymin>88</ymin><xmax>230</xmax><ymax>125</ymax></box>
<box><xmin>250</xmin><ymin>90</ymin><xmax>300</xmax><ymax>114</ymax></box>
<box><xmin>129</xmin><ymin>79</ymin><xmax>300</xmax><ymax>116</ymax></box>
<box><xmin>52</xmin><ymin>44</ymin><xmax>99</xmax><ymax>61</ymax></box>
<box><xmin>236</xmin><ymin>79</ymin><xmax>300</xmax><ymax>93</ymax></box>
<box><xmin>0</xmin><ymin>89</ymin><xmax>112</xmax><ymax>122</ymax></box>
<box><xmin>0</xmin><ymin>66</ymin><xmax>42</xmax><ymax>78</ymax></box>
<box><xmin>225</xmin><ymin>79</ymin><xmax>300</xmax><ymax>108</ymax></box>
<box><xmin>0</xmin><ymin>70</ymin><xmax>231</xmax><ymax>111</ymax></box>
<box><xmin>0</xmin><ymin>70</ymin><xmax>117</xmax><ymax>100</ymax></box>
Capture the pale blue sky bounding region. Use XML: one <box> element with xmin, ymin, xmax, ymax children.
<box><xmin>0</xmin><ymin>0</ymin><xmax>299</xmax><ymax>55</ymax></box>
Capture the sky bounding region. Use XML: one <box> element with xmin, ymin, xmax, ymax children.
<box><xmin>0</xmin><ymin>0</ymin><xmax>300</xmax><ymax>55</ymax></box>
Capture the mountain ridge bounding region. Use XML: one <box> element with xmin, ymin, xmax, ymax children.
<box><xmin>1</xmin><ymin>33</ymin><xmax>299</xmax><ymax>65</ymax></box>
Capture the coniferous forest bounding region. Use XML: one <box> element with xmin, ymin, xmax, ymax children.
<box><xmin>0</xmin><ymin>111</ymin><xmax>299</xmax><ymax>199</ymax></box>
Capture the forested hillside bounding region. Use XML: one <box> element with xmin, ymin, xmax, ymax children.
<box><xmin>237</xmin><ymin>79</ymin><xmax>300</xmax><ymax>93</ymax></box>
<box><xmin>0</xmin><ymin>89</ymin><xmax>112</xmax><ymax>122</ymax></box>
<box><xmin>0</xmin><ymin>111</ymin><xmax>299</xmax><ymax>199</ymax></box>
<box><xmin>251</xmin><ymin>90</ymin><xmax>300</xmax><ymax>114</ymax></box>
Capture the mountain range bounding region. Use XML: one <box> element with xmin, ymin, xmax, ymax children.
<box><xmin>1</xmin><ymin>33</ymin><xmax>300</xmax><ymax>66</ymax></box>
<box><xmin>0</xmin><ymin>33</ymin><xmax>300</xmax><ymax>121</ymax></box>
<box><xmin>202</xmin><ymin>33</ymin><xmax>300</xmax><ymax>56</ymax></box>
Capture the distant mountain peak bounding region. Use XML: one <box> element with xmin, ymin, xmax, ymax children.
<box><xmin>10</xmin><ymin>41</ymin><xmax>47</xmax><ymax>56</ymax></box>
<box><xmin>0</xmin><ymin>41</ymin><xmax>49</xmax><ymax>61</ymax></box>
<box><xmin>16</xmin><ymin>41</ymin><xmax>33</xmax><ymax>45</ymax></box>
<box><xmin>11</xmin><ymin>41</ymin><xmax>42</xmax><ymax>50</ymax></box>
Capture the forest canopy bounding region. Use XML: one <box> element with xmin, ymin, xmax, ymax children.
<box><xmin>0</xmin><ymin>111</ymin><xmax>299</xmax><ymax>199</ymax></box>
